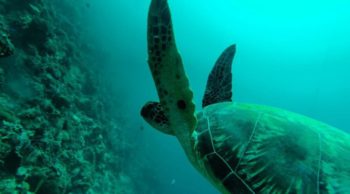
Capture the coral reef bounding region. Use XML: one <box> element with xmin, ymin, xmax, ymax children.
<box><xmin>0</xmin><ymin>33</ymin><xmax>14</xmax><ymax>57</ymax></box>
<box><xmin>0</xmin><ymin>1</ymin><xmax>147</xmax><ymax>193</ymax></box>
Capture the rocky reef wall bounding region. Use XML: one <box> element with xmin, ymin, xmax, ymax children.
<box><xmin>0</xmin><ymin>1</ymin><xmax>149</xmax><ymax>193</ymax></box>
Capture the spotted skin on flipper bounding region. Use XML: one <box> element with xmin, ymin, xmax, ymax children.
<box><xmin>147</xmin><ymin>0</ymin><xmax>196</xmax><ymax>136</ymax></box>
<box><xmin>202</xmin><ymin>45</ymin><xmax>236</xmax><ymax>108</ymax></box>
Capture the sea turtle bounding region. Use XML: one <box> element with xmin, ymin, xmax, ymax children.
<box><xmin>140</xmin><ymin>0</ymin><xmax>350</xmax><ymax>193</ymax></box>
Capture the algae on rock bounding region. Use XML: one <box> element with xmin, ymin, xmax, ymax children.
<box><xmin>0</xmin><ymin>1</ymin><xmax>144</xmax><ymax>193</ymax></box>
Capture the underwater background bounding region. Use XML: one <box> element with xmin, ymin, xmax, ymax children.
<box><xmin>0</xmin><ymin>0</ymin><xmax>349</xmax><ymax>193</ymax></box>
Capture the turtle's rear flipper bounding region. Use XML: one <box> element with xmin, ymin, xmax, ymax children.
<box><xmin>141</xmin><ymin>101</ymin><xmax>173</xmax><ymax>135</ymax></box>
<box><xmin>202</xmin><ymin>44</ymin><xmax>236</xmax><ymax>108</ymax></box>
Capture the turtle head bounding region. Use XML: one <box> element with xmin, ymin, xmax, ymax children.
<box><xmin>141</xmin><ymin>101</ymin><xmax>174</xmax><ymax>135</ymax></box>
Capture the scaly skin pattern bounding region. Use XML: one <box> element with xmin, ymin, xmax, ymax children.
<box><xmin>191</xmin><ymin>102</ymin><xmax>350</xmax><ymax>194</ymax></box>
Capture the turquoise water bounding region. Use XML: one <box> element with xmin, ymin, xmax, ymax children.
<box><xmin>87</xmin><ymin>0</ymin><xmax>350</xmax><ymax>193</ymax></box>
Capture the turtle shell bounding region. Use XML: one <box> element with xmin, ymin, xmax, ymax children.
<box><xmin>193</xmin><ymin>102</ymin><xmax>350</xmax><ymax>194</ymax></box>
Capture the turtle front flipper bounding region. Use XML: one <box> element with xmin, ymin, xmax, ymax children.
<box><xmin>145</xmin><ymin>0</ymin><xmax>197</xmax><ymax>136</ymax></box>
<box><xmin>202</xmin><ymin>45</ymin><xmax>236</xmax><ymax>108</ymax></box>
